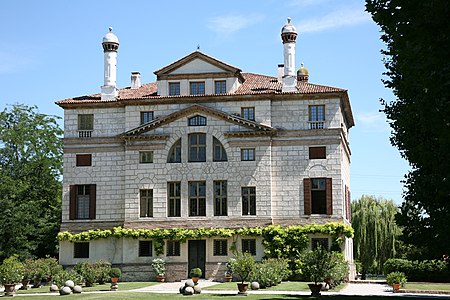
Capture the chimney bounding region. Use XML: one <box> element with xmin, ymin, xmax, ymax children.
<box><xmin>277</xmin><ymin>64</ymin><xmax>284</xmax><ymax>82</ymax></box>
<box><xmin>131</xmin><ymin>72</ymin><xmax>141</xmax><ymax>89</ymax></box>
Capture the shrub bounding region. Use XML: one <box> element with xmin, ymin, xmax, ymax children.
<box><xmin>229</xmin><ymin>252</ymin><xmax>255</xmax><ymax>284</ymax></box>
<box><xmin>386</xmin><ymin>272</ymin><xmax>407</xmax><ymax>287</ymax></box>
<box><xmin>250</xmin><ymin>258</ymin><xmax>291</xmax><ymax>288</ymax></box>
<box><xmin>109</xmin><ymin>267</ymin><xmax>122</xmax><ymax>278</ymax></box>
<box><xmin>384</xmin><ymin>258</ymin><xmax>449</xmax><ymax>282</ymax></box>
<box><xmin>73</xmin><ymin>262</ymin><xmax>100</xmax><ymax>286</ymax></box>
<box><xmin>297</xmin><ymin>247</ymin><xmax>335</xmax><ymax>285</ymax></box>
<box><xmin>0</xmin><ymin>255</ymin><xmax>25</xmax><ymax>284</ymax></box>
<box><xmin>189</xmin><ymin>268</ymin><xmax>202</xmax><ymax>278</ymax></box>
<box><xmin>94</xmin><ymin>260</ymin><xmax>112</xmax><ymax>284</ymax></box>
<box><xmin>151</xmin><ymin>258</ymin><xmax>166</xmax><ymax>276</ymax></box>
<box><xmin>327</xmin><ymin>252</ymin><xmax>349</xmax><ymax>287</ymax></box>
<box><xmin>53</xmin><ymin>270</ymin><xmax>83</xmax><ymax>288</ymax></box>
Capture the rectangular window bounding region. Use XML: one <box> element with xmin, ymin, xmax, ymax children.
<box><xmin>241</xmin><ymin>107</ymin><xmax>255</xmax><ymax>121</ymax></box>
<box><xmin>214</xmin><ymin>181</ymin><xmax>227</xmax><ymax>216</ymax></box>
<box><xmin>139</xmin><ymin>151</ymin><xmax>153</xmax><ymax>163</ymax></box>
<box><xmin>213</xmin><ymin>137</ymin><xmax>227</xmax><ymax>162</ymax></box>
<box><xmin>189</xmin><ymin>133</ymin><xmax>206</xmax><ymax>162</ymax></box>
<box><xmin>311</xmin><ymin>178</ymin><xmax>327</xmax><ymax>214</ymax></box>
<box><xmin>139</xmin><ymin>241</ymin><xmax>153</xmax><ymax>257</ymax></box>
<box><xmin>189</xmin><ymin>181</ymin><xmax>206</xmax><ymax>217</ymax></box>
<box><xmin>311</xmin><ymin>238</ymin><xmax>329</xmax><ymax>250</ymax></box>
<box><xmin>241</xmin><ymin>148</ymin><xmax>255</xmax><ymax>161</ymax></box>
<box><xmin>188</xmin><ymin>115</ymin><xmax>207</xmax><ymax>126</ymax></box>
<box><xmin>215</xmin><ymin>80</ymin><xmax>226</xmax><ymax>94</ymax></box>
<box><xmin>167</xmin><ymin>240</ymin><xmax>180</xmax><ymax>256</ymax></box>
<box><xmin>309</xmin><ymin>105</ymin><xmax>325</xmax><ymax>129</ymax></box>
<box><xmin>70</xmin><ymin>185</ymin><xmax>96</xmax><ymax>220</ymax></box>
<box><xmin>78</xmin><ymin>114</ymin><xmax>93</xmax><ymax>137</ymax></box>
<box><xmin>242</xmin><ymin>187</ymin><xmax>256</xmax><ymax>215</ymax></box>
<box><xmin>140</xmin><ymin>111</ymin><xmax>154</xmax><ymax>124</ymax></box>
<box><xmin>309</xmin><ymin>146</ymin><xmax>326</xmax><ymax>159</ymax></box>
<box><xmin>169</xmin><ymin>82</ymin><xmax>180</xmax><ymax>96</ymax></box>
<box><xmin>168</xmin><ymin>182</ymin><xmax>181</xmax><ymax>217</ymax></box>
<box><xmin>76</xmin><ymin>154</ymin><xmax>92</xmax><ymax>166</ymax></box>
<box><xmin>190</xmin><ymin>82</ymin><xmax>205</xmax><ymax>95</ymax></box>
<box><xmin>213</xmin><ymin>239</ymin><xmax>228</xmax><ymax>256</ymax></box>
<box><xmin>74</xmin><ymin>242</ymin><xmax>89</xmax><ymax>258</ymax></box>
<box><xmin>140</xmin><ymin>189</ymin><xmax>153</xmax><ymax>217</ymax></box>
<box><xmin>242</xmin><ymin>239</ymin><xmax>256</xmax><ymax>255</ymax></box>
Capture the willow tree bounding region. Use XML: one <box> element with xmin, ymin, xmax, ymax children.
<box><xmin>352</xmin><ymin>195</ymin><xmax>400</xmax><ymax>277</ymax></box>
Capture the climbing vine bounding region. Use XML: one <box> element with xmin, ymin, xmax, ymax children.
<box><xmin>57</xmin><ymin>222</ymin><xmax>353</xmax><ymax>256</ymax></box>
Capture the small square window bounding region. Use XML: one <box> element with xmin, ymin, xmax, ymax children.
<box><xmin>309</xmin><ymin>147</ymin><xmax>326</xmax><ymax>159</ymax></box>
<box><xmin>190</xmin><ymin>82</ymin><xmax>205</xmax><ymax>95</ymax></box>
<box><xmin>139</xmin><ymin>241</ymin><xmax>153</xmax><ymax>257</ymax></box>
<box><xmin>139</xmin><ymin>151</ymin><xmax>153</xmax><ymax>163</ymax></box>
<box><xmin>215</xmin><ymin>80</ymin><xmax>226</xmax><ymax>94</ymax></box>
<box><xmin>167</xmin><ymin>240</ymin><xmax>181</xmax><ymax>256</ymax></box>
<box><xmin>213</xmin><ymin>240</ymin><xmax>228</xmax><ymax>256</ymax></box>
<box><xmin>169</xmin><ymin>82</ymin><xmax>180</xmax><ymax>96</ymax></box>
<box><xmin>140</xmin><ymin>111</ymin><xmax>154</xmax><ymax>124</ymax></box>
<box><xmin>74</xmin><ymin>242</ymin><xmax>89</xmax><ymax>258</ymax></box>
<box><xmin>241</xmin><ymin>148</ymin><xmax>255</xmax><ymax>161</ymax></box>
<box><xmin>76</xmin><ymin>154</ymin><xmax>92</xmax><ymax>166</ymax></box>
<box><xmin>242</xmin><ymin>239</ymin><xmax>256</xmax><ymax>255</ymax></box>
<box><xmin>311</xmin><ymin>238</ymin><xmax>329</xmax><ymax>250</ymax></box>
<box><xmin>241</xmin><ymin>107</ymin><xmax>255</xmax><ymax>121</ymax></box>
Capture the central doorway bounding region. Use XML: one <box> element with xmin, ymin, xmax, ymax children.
<box><xmin>188</xmin><ymin>240</ymin><xmax>206</xmax><ymax>278</ymax></box>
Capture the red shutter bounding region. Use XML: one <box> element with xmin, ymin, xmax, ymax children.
<box><xmin>348</xmin><ymin>190</ymin><xmax>352</xmax><ymax>222</ymax></box>
<box><xmin>326</xmin><ymin>178</ymin><xmax>333</xmax><ymax>215</ymax></box>
<box><xmin>69</xmin><ymin>185</ymin><xmax>76</xmax><ymax>220</ymax></box>
<box><xmin>345</xmin><ymin>186</ymin><xmax>349</xmax><ymax>220</ymax></box>
<box><xmin>303</xmin><ymin>178</ymin><xmax>311</xmax><ymax>215</ymax></box>
<box><xmin>89</xmin><ymin>184</ymin><xmax>96</xmax><ymax>219</ymax></box>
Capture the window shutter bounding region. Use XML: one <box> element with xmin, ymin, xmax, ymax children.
<box><xmin>303</xmin><ymin>178</ymin><xmax>311</xmax><ymax>215</ymax></box>
<box><xmin>326</xmin><ymin>178</ymin><xmax>333</xmax><ymax>215</ymax></box>
<box><xmin>89</xmin><ymin>184</ymin><xmax>96</xmax><ymax>219</ymax></box>
<box><xmin>69</xmin><ymin>185</ymin><xmax>76</xmax><ymax>220</ymax></box>
<box><xmin>348</xmin><ymin>190</ymin><xmax>352</xmax><ymax>222</ymax></box>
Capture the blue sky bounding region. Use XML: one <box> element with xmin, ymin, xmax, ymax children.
<box><xmin>0</xmin><ymin>0</ymin><xmax>409</xmax><ymax>203</ymax></box>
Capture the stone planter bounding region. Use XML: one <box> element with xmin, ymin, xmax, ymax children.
<box><xmin>392</xmin><ymin>283</ymin><xmax>401</xmax><ymax>292</ymax></box>
<box><xmin>156</xmin><ymin>275</ymin><xmax>166</xmax><ymax>282</ymax></box>
<box><xmin>237</xmin><ymin>283</ymin><xmax>248</xmax><ymax>294</ymax></box>
<box><xmin>224</xmin><ymin>275</ymin><xmax>233</xmax><ymax>282</ymax></box>
<box><xmin>3</xmin><ymin>284</ymin><xmax>16</xmax><ymax>296</ymax></box>
<box><xmin>308</xmin><ymin>283</ymin><xmax>323</xmax><ymax>296</ymax></box>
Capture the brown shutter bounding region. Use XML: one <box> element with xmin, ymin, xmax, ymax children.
<box><xmin>348</xmin><ymin>190</ymin><xmax>351</xmax><ymax>222</ymax></box>
<box><xmin>76</xmin><ymin>154</ymin><xmax>92</xmax><ymax>166</ymax></box>
<box><xmin>326</xmin><ymin>178</ymin><xmax>333</xmax><ymax>215</ymax></box>
<box><xmin>309</xmin><ymin>147</ymin><xmax>326</xmax><ymax>159</ymax></box>
<box><xmin>69</xmin><ymin>185</ymin><xmax>76</xmax><ymax>220</ymax></box>
<box><xmin>345</xmin><ymin>186</ymin><xmax>349</xmax><ymax>220</ymax></box>
<box><xmin>89</xmin><ymin>184</ymin><xmax>96</xmax><ymax>219</ymax></box>
<box><xmin>303</xmin><ymin>178</ymin><xmax>311</xmax><ymax>215</ymax></box>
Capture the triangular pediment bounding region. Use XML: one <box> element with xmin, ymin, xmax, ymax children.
<box><xmin>154</xmin><ymin>51</ymin><xmax>242</xmax><ymax>79</ymax></box>
<box><xmin>122</xmin><ymin>104</ymin><xmax>275</xmax><ymax>138</ymax></box>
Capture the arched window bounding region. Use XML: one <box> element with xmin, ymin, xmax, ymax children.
<box><xmin>213</xmin><ymin>137</ymin><xmax>227</xmax><ymax>162</ymax></box>
<box><xmin>188</xmin><ymin>115</ymin><xmax>207</xmax><ymax>126</ymax></box>
<box><xmin>167</xmin><ymin>139</ymin><xmax>181</xmax><ymax>163</ymax></box>
<box><xmin>188</xmin><ymin>133</ymin><xmax>206</xmax><ymax>162</ymax></box>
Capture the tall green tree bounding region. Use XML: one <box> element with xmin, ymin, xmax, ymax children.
<box><xmin>365</xmin><ymin>0</ymin><xmax>450</xmax><ymax>259</ymax></box>
<box><xmin>0</xmin><ymin>104</ymin><xmax>63</xmax><ymax>260</ymax></box>
<box><xmin>352</xmin><ymin>195</ymin><xmax>400</xmax><ymax>277</ymax></box>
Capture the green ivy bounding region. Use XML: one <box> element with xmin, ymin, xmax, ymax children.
<box><xmin>57</xmin><ymin>222</ymin><xmax>353</xmax><ymax>256</ymax></box>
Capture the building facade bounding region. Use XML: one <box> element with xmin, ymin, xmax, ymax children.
<box><xmin>57</xmin><ymin>20</ymin><xmax>355</xmax><ymax>281</ymax></box>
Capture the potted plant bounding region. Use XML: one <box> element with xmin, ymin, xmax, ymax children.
<box><xmin>189</xmin><ymin>268</ymin><xmax>202</xmax><ymax>284</ymax></box>
<box><xmin>109</xmin><ymin>267</ymin><xmax>122</xmax><ymax>283</ymax></box>
<box><xmin>224</xmin><ymin>262</ymin><xmax>233</xmax><ymax>282</ymax></box>
<box><xmin>0</xmin><ymin>255</ymin><xmax>25</xmax><ymax>296</ymax></box>
<box><xmin>151</xmin><ymin>258</ymin><xmax>166</xmax><ymax>282</ymax></box>
<box><xmin>298</xmin><ymin>247</ymin><xmax>334</xmax><ymax>296</ymax></box>
<box><xmin>229</xmin><ymin>252</ymin><xmax>255</xmax><ymax>294</ymax></box>
<box><xmin>386</xmin><ymin>271</ymin><xmax>407</xmax><ymax>291</ymax></box>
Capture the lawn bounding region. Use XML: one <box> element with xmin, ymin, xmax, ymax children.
<box><xmin>16</xmin><ymin>282</ymin><xmax>156</xmax><ymax>294</ymax></box>
<box><xmin>405</xmin><ymin>282</ymin><xmax>450</xmax><ymax>291</ymax></box>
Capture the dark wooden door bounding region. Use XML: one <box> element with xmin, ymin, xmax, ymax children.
<box><xmin>188</xmin><ymin>240</ymin><xmax>206</xmax><ymax>278</ymax></box>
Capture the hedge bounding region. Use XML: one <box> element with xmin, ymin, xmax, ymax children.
<box><xmin>384</xmin><ymin>258</ymin><xmax>450</xmax><ymax>282</ymax></box>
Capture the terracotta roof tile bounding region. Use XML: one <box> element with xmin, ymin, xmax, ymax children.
<box><xmin>56</xmin><ymin>73</ymin><xmax>346</xmax><ymax>105</ymax></box>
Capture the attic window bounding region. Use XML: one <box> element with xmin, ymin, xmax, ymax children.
<box><xmin>169</xmin><ymin>82</ymin><xmax>180</xmax><ymax>96</ymax></box>
<box><xmin>188</xmin><ymin>115</ymin><xmax>207</xmax><ymax>126</ymax></box>
<box><xmin>190</xmin><ymin>82</ymin><xmax>205</xmax><ymax>95</ymax></box>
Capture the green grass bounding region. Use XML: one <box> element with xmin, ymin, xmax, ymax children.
<box><xmin>16</xmin><ymin>282</ymin><xmax>156</xmax><ymax>294</ymax></box>
<box><xmin>204</xmin><ymin>281</ymin><xmax>346</xmax><ymax>292</ymax></box>
<box><xmin>405</xmin><ymin>282</ymin><xmax>450</xmax><ymax>291</ymax></box>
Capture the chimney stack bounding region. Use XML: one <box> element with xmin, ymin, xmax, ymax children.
<box><xmin>281</xmin><ymin>18</ymin><xmax>298</xmax><ymax>92</ymax></box>
<box><xmin>131</xmin><ymin>72</ymin><xmax>141</xmax><ymax>89</ymax></box>
<box><xmin>101</xmin><ymin>27</ymin><xmax>119</xmax><ymax>100</ymax></box>
<box><xmin>277</xmin><ymin>64</ymin><xmax>284</xmax><ymax>82</ymax></box>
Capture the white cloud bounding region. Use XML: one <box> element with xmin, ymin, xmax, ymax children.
<box><xmin>356</xmin><ymin>112</ymin><xmax>389</xmax><ymax>132</ymax></box>
<box><xmin>208</xmin><ymin>14</ymin><xmax>263</xmax><ymax>35</ymax></box>
<box><xmin>297</xmin><ymin>7</ymin><xmax>371</xmax><ymax>33</ymax></box>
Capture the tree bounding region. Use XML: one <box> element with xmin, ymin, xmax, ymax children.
<box><xmin>0</xmin><ymin>104</ymin><xmax>63</xmax><ymax>260</ymax></box>
<box><xmin>352</xmin><ymin>195</ymin><xmax>401</xmax><ymax>277</ymax></box>
<box><xmin>365</xmin><ymin>0</ymin><xmax>450</xmax><ymax>259</ymax></box>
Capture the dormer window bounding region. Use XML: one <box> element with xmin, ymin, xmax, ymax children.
<box><xmin>215</xmin><ymin>80</ymin><xmax>226</xmax><ymax>94</ymax></box>
<box><xmin>169</xmin><ymin>82</ymin><xmax>180</xmax><ymax>96</ymax></box>
<box><xmin>188</xmin><ymin>115</ymin><xmax>207</xmax><ymax>126</ymax></box>
<box><xmin>190</xmin><ymin>82</ymin><xmax>205</xmax><ymax>95</ymax></box>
